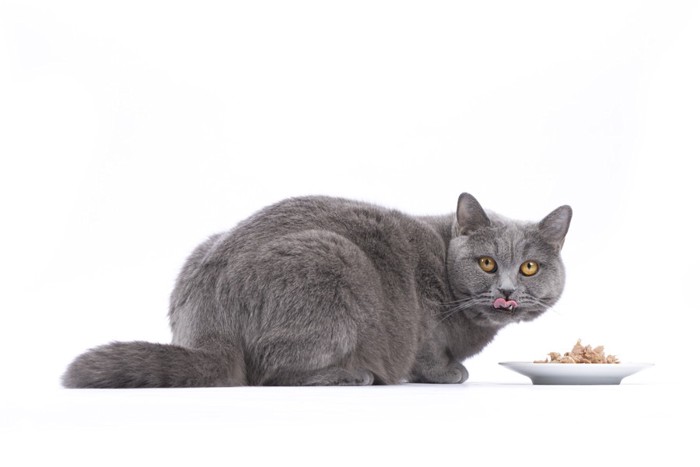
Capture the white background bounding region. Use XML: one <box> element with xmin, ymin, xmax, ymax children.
<box><xmin>1</xmin><ymin>1</ymin><xmax>699</xmax><ymax>465</ymax></box>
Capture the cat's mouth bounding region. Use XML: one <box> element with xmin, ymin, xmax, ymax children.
<box><xmin>468</xmin><ymin>299</ymin><xmax>546</xmax><ymax>327</ymax></box>
<box><xmin>493</xmin><ymin>298</ymin><xmax>518</xmax><ymax>311</ymax></box>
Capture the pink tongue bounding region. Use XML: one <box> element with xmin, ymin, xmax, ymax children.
<box><xmin>493</xmin><ymin>298</ymin><xmax>518</xmax><ymax>310</ymax></box>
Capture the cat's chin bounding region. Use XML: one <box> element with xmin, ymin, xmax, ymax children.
<box><xmin>465</xmin><ymin>307</ymin><xmax>514</xmax><ymax>327</ymax></box>
<box><xmin>466</xmin><ymin>306</ymin><xmax>542</xmax><ymax>327</ymax></box>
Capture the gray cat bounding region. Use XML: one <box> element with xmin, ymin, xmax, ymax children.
<box><xmin>62</xmin><ymin>193</ymin><xmax>572</xmax><ymax>387</ymax></box>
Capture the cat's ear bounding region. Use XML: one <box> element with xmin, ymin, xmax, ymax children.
<box><xmin>456</xmin><ymin>193</ymin><xmax>491</xmax><ymax>235</ymax></box>
<box><xmin>538</xmin><ymin>205</ymin><xmax>573</xmax><ymax>251</ymax></box>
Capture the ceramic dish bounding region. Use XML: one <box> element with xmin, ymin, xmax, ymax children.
<box><xmin>499</xmin><ymin>362</ymin><xmax>653</xmax><ymax>385</ymax></box>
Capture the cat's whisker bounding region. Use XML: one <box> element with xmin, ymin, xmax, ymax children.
<box><xmin>437</xmin><ymin>296</ymin><xmax>494</xmax><ymax>323</ymax></box>
<box><xmin>519</xmin><ymin>295</ymin><xmax>565</xmax><ymax>317</ymax></box>
<box><xmin>439</xmin><ymin>292</ymin><xmax>490</xmax><ymax>307</ymax></box>
<box><xmin>439</xmin><ymin>299</ymin><xmax>470</xmax><ymax>307</ymax></box>
<box><xmin>438</xmin><ymin>303</ymin><xmax>470</xmax><ymax>322</ymax></box>
<box><xmin>439</xmin><ymin>308</ymin><xmax>470</xmax><ymax>323</ymax></box>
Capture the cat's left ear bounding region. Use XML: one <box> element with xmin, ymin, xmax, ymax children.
<box><xmin>538</xmin><ymin>205</ymin><xmax>573</xmax><ymax>251</ymax></box>
<box><xmin>456</xmin><ymin>193</ymin><xmax>491</xmax><ymax>235</ymax></box>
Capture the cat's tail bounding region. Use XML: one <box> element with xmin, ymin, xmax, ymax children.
<box><xmin>62</xmin><ymin>341</ymin><xmax>245</xmax><ymax>388</ymax></box>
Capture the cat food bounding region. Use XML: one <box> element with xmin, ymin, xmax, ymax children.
<box><xmin>535</xmin><ymin>339</ymin><xmax>619</xmax><ymax>364</ymax></box>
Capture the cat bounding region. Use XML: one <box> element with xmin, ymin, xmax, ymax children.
<box><xmin>62</xmin><ymin>193</ymin><xmax>572</xmax><ymax>387</ymax></box>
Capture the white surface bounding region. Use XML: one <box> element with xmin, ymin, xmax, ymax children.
<box><xmin>2</xmin><ymin>1</ymin><xmax>700</xmax><ymax>465</ymax></box>
<box><xmin>2</xmin><ymin>383</ymin><xmax>696</xmax><ymax>466</ymax></box>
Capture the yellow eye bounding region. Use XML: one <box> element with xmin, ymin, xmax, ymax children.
<box><xmin>478</xmin><ymin>256</ymin><xmax>497</xmax><ymax>273</ymax></box>
<box><xmin>520</xmin><ymin>260</ymin><xmax>539</xmax><ymax>276</ymax></box>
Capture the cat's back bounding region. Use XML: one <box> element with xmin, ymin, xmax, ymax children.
<box><xmin>174</xmin><ymin>196</ymin><xmax>447</xmax><ymax>296</ymax></box>
<box><xmin>226</xmin><ymin>195</ymin><xmax>430</xmax><ymax>256</ymax></box>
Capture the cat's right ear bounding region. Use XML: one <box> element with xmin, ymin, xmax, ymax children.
<box><xmin>538</xmin><ymin>205</ymin><xmax>573</xmax><ymax>251</ymax></box>
<box><xmin>456</xmin><ymin>193</ymin><xmax>490</xmax><ymax>235</ymax></box>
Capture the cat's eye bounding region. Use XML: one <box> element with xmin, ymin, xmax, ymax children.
<box><xmin>520</xmin><ymin>260</ymin><xmax>539</xmax><ymax>276</ymax></box>
<box><xmin>478</xmin><ymin>256</ymin><xmax>497</xmax><ymax>273</ymax></box>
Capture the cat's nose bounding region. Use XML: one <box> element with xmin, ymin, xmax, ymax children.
<box><xmin>498</xmin><ymin>287</ymin><xmax>515</xmax><ymax>299</ymax></box>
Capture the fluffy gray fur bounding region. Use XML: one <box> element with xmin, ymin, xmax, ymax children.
<box><xmin>62</xmin><ymin>193</ymin><xmax>572</xmax><ymax>388</ymax></box>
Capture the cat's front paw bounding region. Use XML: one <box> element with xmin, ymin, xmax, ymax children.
<box><xmin>444</xmin><ymin>362</ymin><xmax>469</xmax><ymax>384</ymax></box>
<box><xmin>411</xmin><ymin>361</ymin><xmax>469</xmax><ymax>384</ymax></box>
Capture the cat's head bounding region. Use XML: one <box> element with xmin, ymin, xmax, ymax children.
<box><xmin>446</xmin><ymin>193</ymin><xmax>572</xmax><ymax>328</ymax></box>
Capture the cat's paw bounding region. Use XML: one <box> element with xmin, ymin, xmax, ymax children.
<box><xmin>446</xmin><ymin>362</ymin><xmax>469</xmax><ymax>384</ymax></box>
<box><xmin>411</xmin><ymin>362</ymin><xmax>469</xmax><ymax>384</ymax></box>
<box><xmin>332</xmin><ymin>368</ymin><xmax>374</xmax><ymax>386</ymax></box>
<box><xmin>300</xmin><ymin>368</ymin><xmax>375</xmax><ymax>386</ymax></box>
<box><xmin>352</xmin><ymin>369</ymin><xmax>375</xmax><ymax>386</ymax></box>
